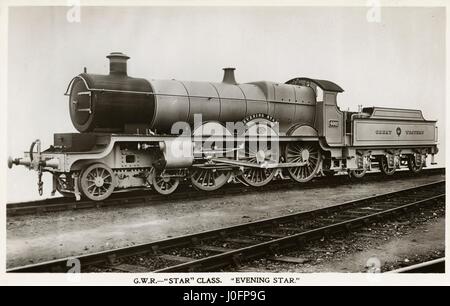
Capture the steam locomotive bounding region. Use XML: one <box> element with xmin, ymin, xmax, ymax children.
<box><xmin>8</xmin><ymin>52</ymin><xmax>439</xmax><ymax>201</ymax></box>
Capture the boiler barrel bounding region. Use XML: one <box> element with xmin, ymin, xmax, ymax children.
<box><xmin>68</xmin><ymin>53</ymin><xmax>317</xmax><ymax>134</ymax></box>
<box><xmin>148</xmin><ymin>79</ymin><xmax>317</xmax><ymax>134</ymax></box>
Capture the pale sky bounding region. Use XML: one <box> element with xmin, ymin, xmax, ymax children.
<box><xmin>7</xmin><ymin>6</ymin><xmax>446</xmax><ymax>202</ymax></box>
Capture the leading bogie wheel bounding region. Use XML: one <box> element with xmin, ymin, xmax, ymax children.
<box><xmin>152</xmin><ymin>173</ymin><xmax>180</xmax><ymax>195</ymax></box>
<box><xmin>79</xmin><ymin>163</ymin><xmax>116</xmax><ymax>201</ymax></box>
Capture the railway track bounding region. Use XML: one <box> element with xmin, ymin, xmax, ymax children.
<box><xmin>387</xmin><ymin>258</ymin><xmax>445</xmax><ymax>273</ymax></box>
<box><xmin>7</xmin><ymin>167</ymin><xmax>445</xmax><ymax>217</ymax></box>
<box><xmin>8</xmin><ymin>180</ymin><xmax>445</xmax><ymax>273</ymax></box>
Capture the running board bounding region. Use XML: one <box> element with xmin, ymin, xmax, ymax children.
<box><xmin>209</xmin><ymin>158</ymin><xmax>307</xmax><ymax>169</ymax></box>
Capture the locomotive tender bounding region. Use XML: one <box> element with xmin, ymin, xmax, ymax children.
<box><xmin>8</xmin><ymin>52</ymin><xmax>439</xmax><ymax>201</ymax></box>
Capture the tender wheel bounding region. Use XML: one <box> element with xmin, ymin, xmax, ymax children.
<box><xmin>408</xmin><ymin>155</ymin><xmax>423</xmax><ymax>173</ymax></box>
<box><xmin>285</xmin><ymin>142</ymin><xmax>321</xmax><ymax>183</ymax></box>
<box><xmin>190</xmin><ymin>168</ymin><xmax>231</xmax><ymax>191</ymax></box>
<box><xmin>350</xmin><ymin>168</ymin><xmax>367</xmax><ymax>179</ymax></box>
<box><xmin>323</xmin><ymin>170</ymin><xmax>336</xmax><ymax>177</ymax></box>
<box><xmin>54</xmin><ymin>173</ymin><xmax>74</xmax><ymax>197</ymax></box>
<box><xmin>79</xmin><ymin>163</ymin><xmax>116</xmax><ymax>201</ymax></box>
<box><xmin>380</xmin><ymin>156</ymin><xmax>396</xmax><ymax>176</ymax></box>
<box><xmin>152</xmin><ymin>173</ymin><xmax>179</xmax><ymax>195</ymax></box>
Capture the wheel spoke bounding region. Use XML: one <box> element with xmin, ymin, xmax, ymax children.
<box><xmin>191</xmin><ymin>168</ymin><xmax>230</xmax><ymax>191</ymax></box>
<box><xmin>286</xmin><ymin>143</ymin><xmax>320</xmax><ymax>183</ymax></box>
<box><xmin>80</xmin><ymin>164</ymin><xmax>115</xmax><ymax>201</ymax></box>
<box><xmin>152</xmin><ymin>172</ymin><xmax>180</xmax><ymax>195</ymax></box>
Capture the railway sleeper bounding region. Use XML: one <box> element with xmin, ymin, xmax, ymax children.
<box><xmin>195</xmin><ymin>245</ymin><xmax>236</xmax><ymax>253</ymax></box>
<box><xmin>223</xmin><ymin>237</ymin><xmax>256</xmax><ymax>245</ymax></box>
<box><xmin>267</xmin><ymin>256</ymin><xmax>310</xmax><ymax>264</ymax></box>
<box><xmin>158</xmin><ymin>254</ymin><xmax>196</xmax><ymax>263</ymax></box>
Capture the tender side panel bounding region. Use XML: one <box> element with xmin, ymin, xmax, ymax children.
<box><xmin>352</xmin><ymin>119</ymin><xmax>437</xmax><ymax>147</ymax></box>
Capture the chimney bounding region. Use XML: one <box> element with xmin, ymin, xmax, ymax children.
<box><xmin>222</xmin><ymin>67</ymin><xmax>237</xmax><ymax>84</ymax></box>
<box><xmin>107</xmin><ymin>52</ymin><xmax>130</xmax><ymax>75</ymax></box>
